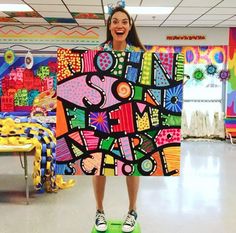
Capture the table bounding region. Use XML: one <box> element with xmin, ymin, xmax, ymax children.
<box><xmin>0</xmin><ymin>144</ymin><xmax>35</xmax><ymax>204</ymax></box>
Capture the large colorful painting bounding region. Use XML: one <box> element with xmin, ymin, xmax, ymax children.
<box><xmin>56</xmin><ymin>49</ymin><xmax>184</xmax><ymax>176</ymax></box>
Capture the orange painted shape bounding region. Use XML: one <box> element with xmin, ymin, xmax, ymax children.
<box><xmin>145</xmin><ymin>92</ymin><xmax>158</xmax><ymax>106</ymax></box>
<box><xmin>56</xmin><ymin>100</ymin><xmax>68</xmax><ymax>137</ymax></box>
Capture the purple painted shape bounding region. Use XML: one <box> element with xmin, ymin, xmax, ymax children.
<box><xmin>227</xmin><ymin>91</ymin><xmax>236</xmax><ymax>116</ymax></box>
<box><xmin>56</xmin><ymin>137</ymin><xmax>73</xmax><ymax>161</ymax></box>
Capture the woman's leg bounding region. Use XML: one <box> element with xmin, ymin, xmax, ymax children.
<box><xmin>92</xmin><ymin>176</ymin><xmax>106</xmax><ymax>211</ymax></box>
<box><xmin>126</xmin><ymin>176</ymin><xmax>140</xmax><ymax>211</ymax></box>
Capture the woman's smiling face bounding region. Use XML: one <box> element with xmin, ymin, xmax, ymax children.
<box><xmin>109</xmin><ymin>11</ymin><xmax>131</xmax><ymax>43</ymax></box>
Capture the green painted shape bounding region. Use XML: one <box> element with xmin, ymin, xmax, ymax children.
<box><xmin>135</xmin><ymin>150</ymin><xmax>146</xmax><ymax>160</ymax></box>
<box><xmin>100</xmin><ymin>137</ymin><xmax>115</xmax><ymax>150</ymax></box>
<box><xmin>91</xmin><ymin>220</ymin><xmax>141</xmax><ymax>233</ymax></box>
<box><xmin>162</xmin><ymin>113</ymin><xmax>181</xmax><ymax>126</ymax></box>
<box><xmin>71</xmin><ymin>143</ymin><xmax>83</xmax><ymax>157</ymax></box>
<box><xmin>133</xmin><ymin>163</ymin><xmax>142</xmax><ymax>176</ymax></box>
<box><xmin>145</xmin><ymin>129</ymin><xmax>158</xmax><ymax>138</ymax></box>
<box><xmin>133</xmin><ymin>86</ymin><xmax>143</xmax><ymax>101</ymax></box>
<box><xmin>66</xmin><ymin>107</ymin><xmax>85</xmax><ymax>129</ymax></box>
<box><xmin>176</xmin><ymin>54</ymin><xmax>184</xmax><ymax>81</ymax></box>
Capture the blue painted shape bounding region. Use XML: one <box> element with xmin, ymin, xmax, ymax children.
<box><xmin>126</xmin><ymin>66</ymin><xmax>138</xmax><ymax>83</ymax></box>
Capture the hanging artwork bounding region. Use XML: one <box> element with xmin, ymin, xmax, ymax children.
<box><xmin>218</xmin><ymin>69</ymin><xmax>230</xmax><ymax>81</ymax></box>
<box><xmin>25</xmin><ymin>51</ymin><xmax>34</xmax><ymax>69</ymax></box>
<box><xmin>56</xmin><ymin>49</ymin><xmax>184</xmax><ymax>176</ymax></box>
<box><xmin>0</xmin><ymin>56</ymin><xmax>57</xmax><ymax>115</ymax></box>
<box><xmin>4</xmin><ymin>48</ymin><xmax>15</xmax><ymax>65</ymax></box>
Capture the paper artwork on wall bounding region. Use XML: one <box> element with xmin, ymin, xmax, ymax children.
<box><xmin>56</xmin><ymin>49</ymin><xmax>184</xmax><ymax>176</ymax></box>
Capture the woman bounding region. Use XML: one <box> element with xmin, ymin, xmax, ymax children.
<box><xmin>93</xmin><ymin>6</ymin><xmax>146</xmax><ymax>233</ymax></box>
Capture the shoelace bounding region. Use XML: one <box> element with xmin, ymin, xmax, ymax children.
<box><xmin>124</xmin><ymin>214</ymin><xmax>135</xmax><ymax>226</ymax></box>
<box><xmin>97</xmin><ymin>213</ymin><xmax>106</xmax><ymax>225</ymax></box>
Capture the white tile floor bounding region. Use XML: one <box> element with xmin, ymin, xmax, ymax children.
<box><xmin>0</xmin><ymin>141</ymin><xmax>236</xmax><ymax>233</ymax></box>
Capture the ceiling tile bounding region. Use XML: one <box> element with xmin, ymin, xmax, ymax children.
<box><xmin>190</xmin><ymin>20</ymin><xmax>221</xmax><ymax>26</ymax></box>
<box><xmin>0</xmin><ymin>12</ymin><xmax>9</xmax><ymax>17</ymax></box>
<box><xmin>217</xmin><ymin>0</ymin><xmax>236</xmax><ymax>7</ymax></box>
<box><xmin>207</xmin><ymin>7</ymin><xmax>236</xmax><ymax>14</ymax></box>
<box><xmin>64</xmin><ymin>0</ymin><xmax>101</xmax><ymax>5</ymax></box>
<box><xmin>102</xmin><ymin>0</ymin><xmax>141</xmax><ymax>6</ymax></box>
<box><xmin>135</xmin><ymin>15</ymin><xmax>168</xmax><ymax>20</ymax></box>
<box><xmin>0</xmin><ymin>0</ymin><xmax>23</xmax><ymax>3</ymax></box>
<box><xmin>199</xmin><ymin>14</ymin><xmax>234</xmax><ymax>20</ymax></box>
<box><xmin>30</xmin><ymin>4</ymin><xmax>68</xmax><ymax>12</ymax></box>
<box><xmin>167</xmin><ymin>14</ymin><xmax>201</xmax><ymax>20</ymax></box>
<box><xmin>75</xmin><ymin>18</ymin><xmax>105</xmax><ymax>26</ymax></box>
<box><xmin>135</xmin><ymin>20</ymin><xmax>163</xmax><ymax>26</ymax></box>
<box><xmin>141</xmin><ymin>0</ymin><xmax>182</xmax><ymax>7</ymax></box>
<box><xmin>67</xmin><ymin>5</ymin><xmax>103</xmax><ymax>13</ymax></box>
<box><xmin>180</xmin><ymin>0</ymin><xmax>222</xmax><ymax>7</ymax></box>
<box><xmin>14</xmin><ymin>17</ymin><xmax>48</xmax><ymax>23</ymax></box>
<box><xmin>216</xmin><ymin>20</ymin><xmax>236</xmax><ymax>26</ymax></box>
<box><xmin>161</xmin><ymin>21</ymin><xmax>190</xmax><ymax>26</ymax></box>
<box><xmin>24</xmin><ymin>0</ymin><xmax>63</xmax><ymax>3</ymax></box>
<box><xmin>228</xmin><ymin>16</ymin><xmax>236</xmax><ymax>20</ymax></box>
<box><xmin>38</xmin><ymin>11</ymin><xmax>72</xmax><ymax>18</ymax></box>
<box><xmin>172</xmin><ymin>7</ymin><xmax>210</xmax><ymax>14</ymax></box>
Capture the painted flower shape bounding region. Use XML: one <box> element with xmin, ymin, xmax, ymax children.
<box><xmin>193</xmin><ymin>68</ymin><xmax>205</xmax><ymax>81</ymax></box>
<box><xmin>4</xmin><ymin>49</ymin><xmax>15</xmax><ymax>65</ymax></box>
<box><xmin>90</xmin><ymin>111</ymin><xmax>110</xmax><ymax>133</ymax></box>
<box><xmin>165</xmin><ymin>84</ymin><xmax>183</xmax><ymax>113</ymax></box>
<box><xmin>218</xmin><ymin>69</ymin><xmax>230</xmax><ymax>81</ymax></box>
<box><xmin>25</xmin><ymin>51</ymin><xmax>34</xmax><ymax>69</ymax></box>
<box><xmin>206</xmin><ymin>64</ymin><xmax>217</xmax><ymax>75</ymax></box>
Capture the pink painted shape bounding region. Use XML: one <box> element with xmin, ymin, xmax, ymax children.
<box><xmin>82</xmin><ymin>130</ymin><xmax>100</xmax><ymax>151</ymax></box>
<box><xmin>120</xmin><ymin>137</ymin><xmax>133</xmax><ymax>161</ymax></box>
<box><xmin>69</xmin><ymin>131</ymin><xmax>83</xmax><ymax>146</ymax></box>
<box><xmin>155</xmin><ymin>128</ymin><xmax>181</xmax><ymax>147</ymax></box>
<box><xmin>57</xmin><ymin>74</ymin><xmax>120</xmax><ymax>109</ymax></box>
<box><xmin>136</xmin><ymin>102</ymin><xmax>146</xmax><ymax>114</ymax></box>
<box><xmin>116</xmin><ymin>160</ymin><xmax>123</xmax><ymax>175</ymax></box>
<box><xmin>57</xmin><ymin>74</ymin><xmax>102</xmax><ymax>107</ymax></box>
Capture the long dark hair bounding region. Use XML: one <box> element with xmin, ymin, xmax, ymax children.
<box><xmin>105</xmin><ymin>6</ymin><xmax>146</xmax><ymax>51</ymax></box>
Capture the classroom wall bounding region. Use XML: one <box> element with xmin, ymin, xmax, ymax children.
<box><xmin>0</xmin><ymin>25</ymin><xmax>229</xmax><ymax>52</ymax></box>
<box><xmin>99</xmin><ymin>27</ymin><xmax>229</xmax><ymax>46</ymax></box>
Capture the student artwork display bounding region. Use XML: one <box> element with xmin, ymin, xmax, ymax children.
<box><xmin>56</xmin><ymin>49</ymin><xmax>184</xmax><ymax>176</ymax></box>
<box><xmin>0</xmin><ymin>55</ymin><xmax>57</xmax><ymax>115</ymax></box>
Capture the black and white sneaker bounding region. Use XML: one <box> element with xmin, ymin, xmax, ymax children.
<box><xmin>95</xmin><ymin>210</ymin><xmax>108</xmax><ymax>232</ymax></box>
<box><xmin>122</xmin><ymin>210</ymin><xmax>137</xmax><ymax>232</ymax></box>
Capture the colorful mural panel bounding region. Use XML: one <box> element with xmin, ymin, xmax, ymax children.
<box><xmin>227</xmin><ymin>28</ymin><xmax>236</xmax><ymax>117</ymax></box>
<box><xmin>56</xmin><ymin>49</ymin><xmax>184</xmax><ymax>176</ymax></box>
<box><xmin>146</xmin><ymin>45</ymin><xmax>227</xmax><ymax>65</ymax></box>
<box><xmin>0</xmin><ymin>55</ymin><xmax>57</xmax><ymax>115</ymax></box>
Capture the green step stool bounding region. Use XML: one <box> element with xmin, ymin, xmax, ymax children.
<box><xmin>91</xmin><ymin>220</ymin><xmax>141</xmax><ymax>233</ymax></box>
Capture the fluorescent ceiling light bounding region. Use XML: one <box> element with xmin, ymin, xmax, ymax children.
<box><xmin>0</xmin><ymin>4</ymin><xmax>33</xmax><ymax>12</ymax></box>
<box><xmin>104</xmin><ymin>6</ymin><xmax>174</xmax><ymax>15</ymax></box>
